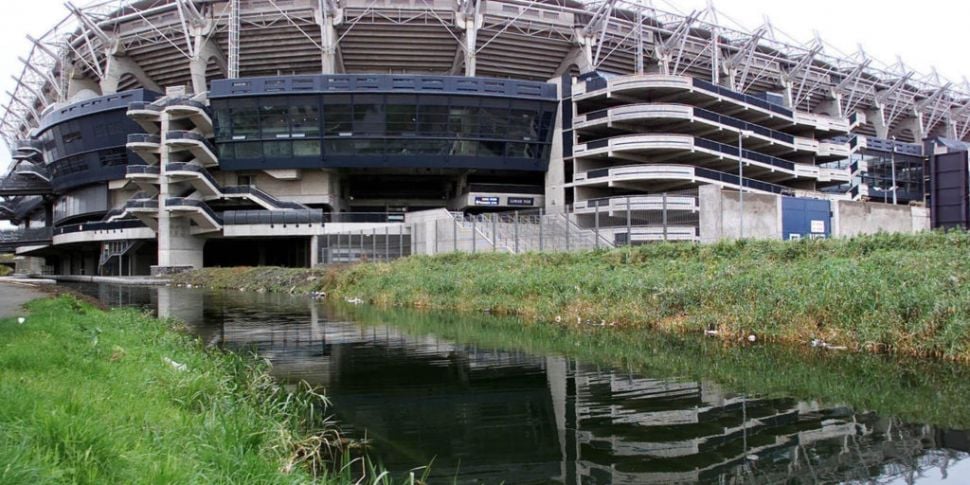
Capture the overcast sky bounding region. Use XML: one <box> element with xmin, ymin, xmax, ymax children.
<box><xmin>0</xmin><ymin>0</ymin><xmax>966</xmax><ymax>173</ymax></box>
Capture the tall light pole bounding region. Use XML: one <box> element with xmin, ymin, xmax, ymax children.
<box><xmin>738</xmin><ymin>130</ymin><xmax>751</xmax><ymax>239</ymax></box>
<box><xmin>890</xmin><ymin>136</ymin><xmax>898</xmax><ymax>205</ymax></box>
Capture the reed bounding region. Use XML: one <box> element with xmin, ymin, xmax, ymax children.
<box><xmin>174</xmin><ymin>231</ymin><xmax>970</xmax><ymax>361</ymax></box>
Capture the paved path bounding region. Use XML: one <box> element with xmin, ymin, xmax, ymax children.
<box><xmin>0</xmin><ymin>282</ymin><xmax>47</xmax><ymax>318</ymax></box>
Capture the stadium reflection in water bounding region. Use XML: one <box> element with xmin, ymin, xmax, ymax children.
<box><xmin>80</xmin><ymin>284</ymin><xmax>970</xmax><ymax>484</ymax></box>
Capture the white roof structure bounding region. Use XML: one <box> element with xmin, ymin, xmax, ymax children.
<box><xmin>5</xmin><ymin>0</ymin><xmax>969</xmax><ymax>143</ymax></box>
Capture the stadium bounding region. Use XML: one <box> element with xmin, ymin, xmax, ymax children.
<box><xmin>0</xmin><ymin>0</ymin><xmax>967</xmax><ymax>275</ymax></box>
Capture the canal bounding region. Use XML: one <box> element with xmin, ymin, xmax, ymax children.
<box><xmin>70</xmin><ymin>282</ymin><xmax>970</xmax><ymax>484</ymax></box>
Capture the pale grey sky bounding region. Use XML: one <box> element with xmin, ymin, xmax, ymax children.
<box><xmin>0</xmin><ymin>0</ymin><xmax>966</xmax><ymax>172</ymax></box>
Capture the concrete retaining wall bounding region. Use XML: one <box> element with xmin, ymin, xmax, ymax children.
<box><xmin>699</xmin><ymin>185</ymin><xmax>781</xmax><ymax>243</ymax></box>
<box><xmin>832</xmin><ymin>200</ymin><xmax>931</xmax><ymax>238</ymax></box>
<box><xmin>700</xmin><ymin>186</ymin><xmax>930</xmax><ymax>243</ymax></box>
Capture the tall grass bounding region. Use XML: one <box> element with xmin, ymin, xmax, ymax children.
<box><xmin>174</xmin><ymin>232</ymin><xmax>970</xmax><ymax>361</ymax></box>
<box><xmin>0</xmin><ymin>296</ymin><xmax>425</xmax><ymax>484</ymax></box>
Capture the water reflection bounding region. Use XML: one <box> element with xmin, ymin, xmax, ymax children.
<box><xmin>67</xmin><ymin>283</ymin><xmax>970</xmax><ymax>484</ymax></box>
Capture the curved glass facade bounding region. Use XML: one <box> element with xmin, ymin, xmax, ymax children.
<box><xmin>35</xmin><ymin>89</ymin><xmax>157</xmax><ymax>192</ymax></box>
<box><xmin>210</xmin><ymin>75</ymin><xmax>558</xmax><ymax>172</ymax></box>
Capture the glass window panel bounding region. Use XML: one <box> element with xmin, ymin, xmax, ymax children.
<box><xmin>408</xmin><ymin>139</ymin><xmax>450</xmax><ymax>155</ymax></box>
<box><xmin>354</xmin><ymin>139</ymin><xmax>384</xmax><ymax>155</ymax></box>
<box><xmin>478</xmin><ymin>108</ymin><xmax>508</xmax><ymax>137</ymax></box>
<box><xmin>353</xmin><ymin>102</ymin><xmax>384</xmax><ymax>135</ymax></box>
<box><xmin>478</xmin><ymin>140</ymin><xmax>505</xmax><ymax>157</ymax></box>
<box><xmin>418</xmin><ymin>105</ymin><xmax>450</xmax><ymax>136</ymax></box>
<box><xmin>218</xmin><ymin>143</ymin><xmax>235</xmax><ymax>160</ymax></box>
<box><xmin>235</xmin><ymin>142</ymin><xmax>262</xmax><ymax>159</ymax></box>
<box><xmin>323</xmin><ymin>95</ymin><xmax>351</xmax><ymax>135</ymax></box>
<box><xmin>289</xmin><ymin>98</ymin><xmax>320</xmax><ymax>138</ymax></box>
<box><xmin>509</xmin><ymin>109</ymin><xmax>538</xmax><ymax>140</ymax></box>
<box><xmin>215</xmin><ymin>109</ymin><xmax>232</xmax><ymax>140</ymax></box>
<box><xmin>293</xmin><ymin>140</ymin><xmax>321</xmax><ymax>157</ymax></box>
<box><xmin>264</xmin><ymin>141</ymin><xmax>292</xmax><ymax>158</ymax></box>
<box><xmin>260</xmin><ymin>104</ymin><xmax>289</xmax><ymax>138</ymax></box>
<box><xmin>449</xmin><ymin>107</ymin><xmax>476</xmax><ymax>137</ymax></box>
<box><xmin>231</xmin><ymin>108</ymin><xmax>260</xmax><ymax>140</ymax></box>
<box><xmin>325</xmin><ymin>139</ymin><xmax>354</xmax><ymax>154</ymax></box>
<box><xmin>453</xmin><ymin>140</ymin><xmax>477</xmax><ymax>156</ymax></box>
<box><xmin>386</xmin><ymin>104</ymin><xmax>417</xmax><ymax>136</ymax></box>
<box><xmin>507</xmin><ymin>142</ymin><xmax>530</xmax><ymax>158</ymax></box>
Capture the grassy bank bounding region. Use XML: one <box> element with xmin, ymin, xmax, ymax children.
<box><xmin>0</xmin><ymin>296</ymin><xmax>403</xmax><ymax>484</ymax></box>
<box><xmin>173</xmin><ymin>232</ymin><xmax>970</xmax><ymax>361</ymax></box>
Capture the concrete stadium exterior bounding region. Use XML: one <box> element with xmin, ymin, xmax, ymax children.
<box><xmin>0</xmin><ymin>0</ymin><xmax>961</xmax><ymax>274</ymax></box>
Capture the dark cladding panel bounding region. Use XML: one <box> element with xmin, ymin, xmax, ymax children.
<box><xmin>930</xmin><ymin>150</ymin><xmax>970</xmax><ymax>230</ymax></box>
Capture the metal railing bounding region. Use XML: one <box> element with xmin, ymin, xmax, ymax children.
<box><xmin>126</xmin><ymin>164</ymin><xmax>160</xmax><ymax>176</ymax></box>
<box><xmin>319</xmin><ymin>228</ymin><xmax>411</xmax><ymax>265</ymax></box>
<box><xmin>127</xmin><ymin>101</ymin><xmax>163</xmax><ymax>113</ymax></box>
<box><xmin>412</xmin><ymin>209</ymin><xmax>614</xmax><ymax>255</ymax></box>
<box><xmin>164</xmin><ymin>197</ymin><xmax>224</xmax><ymax>225</ymax></box>
<box><xmin>223</xmin><ymin>209</ymin><xmax>324</xmax><ymax>225</ymax></box>
<box><xmin>222</xmin><ymin>185</ymin><xmax>308</xmax><ymax>210</ymax></box>
<box><xmin>0</xmin><ymin>173</ymin><xmax>52</xmax><ymax>195</ymax></box>
<box><xmin>324</xmin><ymin>212</ymin><xmax>407</xmax><ymax>223</ymax></box>
<box><xmin>576</xmin><ymin>190</ymin><xmax>701</xmax><ymax>245</ymax></box>
<box><xmin>14</xmin><ymin>162</ymin><xmax>50</xmax><ymax>180</ymax></box>
<box><xmin>165</xmin><ymin>130</ymin><xmax>217</xmax><ymax>154</ymax></box>
<box><xmin>54</xmin><ymin>220</ymin><xmax>146</xmax><ymax>236</ymax></box>
<box><xmin>0</xmin><ymin>227</ymin><xmax>53</xmax><ymax>247</ymax></box>
<box><xmin>127</xmin><ymin>133</ymin><xmax>161</xmax><ymax>145</ymax></box>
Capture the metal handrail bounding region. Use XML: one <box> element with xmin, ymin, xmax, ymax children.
<box><xmin>127</xmin><ymin>133</ymin><xmax>161</xmax><ymax>144</ymax></box>
<box><xmin>165</xmin><ymin>197</ymin><xmax>223</xmax><ymax>224</ymax></box>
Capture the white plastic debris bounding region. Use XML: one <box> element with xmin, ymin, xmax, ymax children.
<box><xmin>163</xmin><ymin>357</ymin><xmax>188</xmax><ymax>372</ymax></box>
<box><xmin>17</xmin><ymin>317</ymin><xmax>25</xmax><ymax>325</ymax></box>
<box><xmin>345</xmin><ymin>297</ymin><xmax>363</xmax><ymax>305</ymax></box>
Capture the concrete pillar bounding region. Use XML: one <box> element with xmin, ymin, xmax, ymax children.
<box><xmin>457</xmin><ymin>10</ymin><xmax>482</xmax><ymax>77</ymax></box>
<box><xmin>100</xmin><ymin>53</ymin><xmax>161</xmax><ymax>95</ymax></box>
<box><xmin>867</xmin><ymin>104</ymin><xmax>890</xmax><ymax>139</ymax></box>
<box><xmin>316</xmin><ymin>4</ymin><xmax>343</xmax><ymax>74</ymax></box>
<box><xmin>698</xmin><ymin>185</ymin><xmax>723</xmax><ymax>244</ymax></box>
<box><xmin>545</xmin><ymin>77</ymin><xmax>566</xmax><ymax>214</ymax></box>
<box><xmin>190</xmin><ymin>26</ymin><xmax>229</xmax><ymax>94</ymax></box>
<box><xmin>66</xmin><ymin>64</ymin><xmax>100</xmax><ymax>100</ymax></box>
<box><xmin>310</xmin><ymin>235</ymin><xmax>320</xmax><ymax>266</ymax></box>
<box><xmin>153</xmin><ymin>113</ymin><xmax>205</xmax><ymax>275</ymax></box>
<box><xmin>893</xmin><ymin>113</ymin><xmax>924</xmax><ymax>141</ymax></box>
<box><xmin>813</xmin><ymin>94</ymin><xmax>843</xmax><ymax>118</ymax></box>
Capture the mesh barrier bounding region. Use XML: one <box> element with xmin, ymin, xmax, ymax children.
<box><xmin>318</xmin><ymin>229</ymin><xmax>412</xmax><ymax>264</ymax></box>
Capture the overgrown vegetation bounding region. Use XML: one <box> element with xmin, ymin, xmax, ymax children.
<box><xmin>0</xmin><ymin>296</ymin><xmax>426</xmax><ymax>484</ymax></box>
<box><xmin>173</xmin><ymin>232</ymin><xmax>970</xmax><ymax>361</ymax></box>
<box><xmin>0</xmin><ymin>254</ymin><xmax>13</xmax><ymax>277</ymax></box>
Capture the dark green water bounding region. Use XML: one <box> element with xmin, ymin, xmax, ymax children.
<box><xmin>71</xmin><ymin>283</ymin><xmax>970</xmax><ymax>484</ymax></box>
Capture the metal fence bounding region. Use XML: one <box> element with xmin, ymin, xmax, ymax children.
<box><xmin>318</xmin><ymin>227</ymin><xmax>411</xmax><ymax>264</ymax></box>
<box><xmin>573</xmin><ymin>189</ymin><xmax>701</xmax><ymax>245</ymax></box>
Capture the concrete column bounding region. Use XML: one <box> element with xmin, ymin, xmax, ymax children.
<box><xmin>458</xmin><ymin>11</ymin><xmax>482</xmax><ymax>77</ymax></box>
<box><xmin>100</xmin><ymin>52</ymin><xmax>161</xmax><ymax>95</ymax></box>
<box><xmin>190</xmin><ymin>25</ymin><xmax>229</xmax><ymax>93</ymax></box>
<box><xmin>866</xmin><ymin>103</ymin><xmax>890</xmax><ymax>139</ymax></box>
<box><xmin>545</xmin><ymin>77</ymin><xmax>566</xmax><ymax>214</ymax></box>
<box><xmin>698</xmin><ymin>185</ymin><xmax>723</xmax><ymax>244</ymax></box>
<box><xmin>310</xmin><ymin>235</ymin><xmax>320</xmax><ymax>266</ymax></box>
<box><xmin>813</xmin><ymin>94</ymin><xmax>843</xmax><ymax>119</ymax></box>
<box><xmin>316</xmin><ymin>5</ymin><xmax>343</xmax><ymax>74</ymax></box>
<box><xmin>153</xmin><ymin>113</ymin><xmax>204</xmax><ymax>275</ymax></box>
